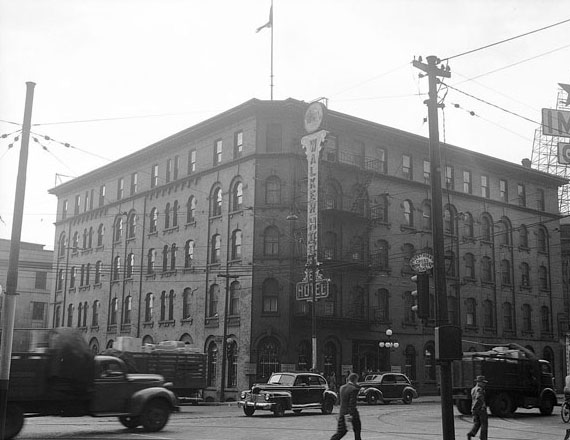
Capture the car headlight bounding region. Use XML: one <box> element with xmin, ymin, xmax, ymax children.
<box><xmin>264</xmin><ymin>393</ymin><xmax>271</xmax><ymax>401</ymax></box>
<box><xmin>240</xmin><ymin>392</ymin><xmax>246</xmax><ymax>399</ymax></box>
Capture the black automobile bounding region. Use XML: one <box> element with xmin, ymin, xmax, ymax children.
<box><xmin>238</xmin><ymin>372</ymin><xmax>338</xmax><ymax>417</ymax></box>
<box><xmin>357</xmin><ymin>372</ymin><xmax>418</xmax><ymax>405</ymax></box>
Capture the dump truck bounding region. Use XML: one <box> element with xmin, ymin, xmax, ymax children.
<box><xmin>103</xmin><ymin>341</ymin><xmax>207</xmax><ymax>404</ymax></box>
<box><xmin>452</xmin><ymin>343</ymin><xmax>557</xmax><ymax>417</ymax></box>
<box><xmin>4</xmin><ymin>329</ymin><xmax>179</xmax><ymax>440</ymax></box>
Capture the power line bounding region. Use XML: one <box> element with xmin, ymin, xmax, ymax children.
<box><xmin>442</xmin><ymin>17</ymin><xmax>570</xmax><ymax>61</ymax></box>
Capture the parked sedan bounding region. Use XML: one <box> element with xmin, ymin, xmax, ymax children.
<box><xmin>357</xmin><ymin>372</ymin><xmax>418</xmax><ymax>405</ymax></box>
<box><xmin>238</xmin><ymin>372</ymin><xmax>337</xmax><ymax>417</ymax></box>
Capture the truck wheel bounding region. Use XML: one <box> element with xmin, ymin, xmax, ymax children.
<box><xmin>243</xmin><ymin>406</ymin><xmax>255</xmax><ymax>416</ymax></box>
<box><xmin>119</xmin><ymin>415</ymin><xmax>141</xmax><ymax>429</ymax></box>
<box><xmin>367</xmin><ymin>393</ymin><xmax>379</xmax><ymax>405</ymax></box>
<box><xmin>490</xmin><ymin>393</ymin><xmax>513</xmax><ymax>417</ymax></box>
<box><xmin>5</xmin><ymin>404</ymin><xmax>24</xmax><ymax>440</ymax></box>
<box><xmin>402</xmin><ymin>390</ymin><xmax>414</xmax><ymax>405</ymax></box>
<box><xmin>321</xmin><ymin>398</ymin><xmax>334</xmax><ymax>415</ymax></box>
<box><xmin>455</xmin><ymin>399</ymin><xmax>471</xmax><ymax>415</ymax></box>
<box><xmin>141</xmin><ymin>399</ymin><xmax>170</xmax><ymax>432</ymax></box>
<box><xmin>273</xmin><ymin>402</ymin><xmax>285</xmax><ymax>417</ymax></box>
<box><xmin>539</xmin><ymin>396</ymin><xmax>555</xmax><ymax>416</ymax></box>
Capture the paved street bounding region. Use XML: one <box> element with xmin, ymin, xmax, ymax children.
<box><xmin>13</xmin><ymin>399</ymin><xmax>570</xmax><ymax>440</ymax></box>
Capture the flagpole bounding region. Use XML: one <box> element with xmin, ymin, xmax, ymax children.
<box><xmin>270</xmin><ymin>0</ymin><xmax>274</xmax><ymax>100</ymax></box>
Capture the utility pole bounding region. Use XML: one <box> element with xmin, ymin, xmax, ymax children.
<box><xmin>218</xmin><ymin>273</ymin><xmax>239</xmax><ymax>402</ymax></box>
<box><xmin>0</xmin><ymin>81</ymin><xmax>36</xmax><ymax>440</ymax></box>
<box><xmin>413</xmin><ymin>56</ymin><xmax>455</xmax><ymax>440</ymax></box>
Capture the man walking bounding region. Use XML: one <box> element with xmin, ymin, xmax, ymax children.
<box><xmin>467</xmin><ymin>375</ymin><xmax>488</xmax><ymax>440</ymax></box>
<box><xmin>330</xmin><ymin>372</ymin><xmax>361</xmax><ymax>440</ymax></box>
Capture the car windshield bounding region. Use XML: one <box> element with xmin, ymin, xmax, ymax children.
<box><xmin>364</xmin><ymin>375</ymin><xmax>380</xmax><ymax>381</ymax></box>
<box><xmin>267</xmin><ymin>374</ymin><xmax>295</xmax><ymax>386</ymax></box>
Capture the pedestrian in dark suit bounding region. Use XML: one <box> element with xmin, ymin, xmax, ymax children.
<box><xmin>330</xmin><ymin>372</ymin><xmax>361</xmax><ymax>440</ymax></box>
<box><xmin>467</xmin><ymin>375</ymin><xmax>488</xmax><ymax>440</ymax></box>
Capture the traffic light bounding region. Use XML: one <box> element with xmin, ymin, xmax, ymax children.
<box><xmin>411</xmin><ymin>273</ymin><xmax>430</xmax><ymax>319</ymax></box>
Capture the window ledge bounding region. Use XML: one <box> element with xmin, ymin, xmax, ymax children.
<box><xmin>90</xmin><ymin>325</ymin><xmax>99</xmax><ymax>332</ymax></box>
<box><xmin>143</xmin><ymin>321</ymin><xmax>155</xmax><ymax>328</ymax></box>
<box><xmin>95</xmin><ymin>245</ymin><xmax>104</xmax><ymax>252</ymax></box>
<box><xmin>181</xmin><ymin>317</ymin><xmax>193</xmax><ymax>325</ymax></box>
<box><xmin>69</xmin><ymin>287</ymin><xmax>77</xmax><ymax>293</ymax></box>
<box><xmin>158</xmin><ymin>320</ymin><xmax>176</xmax><ymax>327</ymax></box>
<box><xmin>93</xmin><ymin>283</ymin><xmax>102</xmax><ymax>289</ymax></box>
<box><xmin>146</xmin><ymin>273</ymin><xmax>157</xmax><ymax>280</ymax></box>
<box><xmin>519</xmin><ymin>285</ymin><xmax>531</xmax><ymax>290</ymax></box>
<box><xmin>160</xmin><ymin>270</ymin><xmax>177</xmax><ymax>278</ymax></box>
<box><xmin>163</xmin><ymin>226</ymin><xmax>179</xmax><ymax>235</ymax></box>
<box><xmin>148</xmin><ymin>231</ymin><xmax>158</xmax><ymax>238</ymax></box>
<box><xmin>205</xmin><ymin>317</ymin><xmax>219</xmax><ymax>327</ymax></box>
<box><xmin>185</xmin><ymin>221</ymin><xmax>196</xmax><ymax>229</ymax></box>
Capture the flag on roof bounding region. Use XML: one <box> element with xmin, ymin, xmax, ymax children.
<box><xmin>256</xmin><ymin>5</ymin><xmax>273</xmax><ymax>33</ymax></box>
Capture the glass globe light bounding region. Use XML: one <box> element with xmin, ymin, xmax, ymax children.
<box><xmin>394</xmin><ymin>342</ymin><xmax>400</xmax><ymax>349</ymax></box>
<box><xmin>385</xmin><ymin>329</ymin><xmax>393</xmax><ymax>337</ymax></box>
<box><xmin>379</xmin><ymin>342</ymin><xmax>385</xmax><ymax>348</ymax></box>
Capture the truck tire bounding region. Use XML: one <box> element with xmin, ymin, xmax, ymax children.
<box><xmin>321</xmin><ymin>398</ymin><xmax>334</xmax><ymax>415</ymax></box>
<box><xmin>243</xmin><ymin>406</ymin><xmax>255</xmax><ymax>416</ymax></box>
<box><xmin>273</xmin><ymin>402</ymin><xmax>285</xmax><ymax>417</ymax></box>
<box><xmin>402</xmin><ymin>390</ymin><xmax>414</xmax><ymax>405</ymax></box>
<box><xmin>455</xmin><ymin>399</ymin><xmax>471</xmax><ymax>415</ymax></box>
<box><xmin>141</xmin><ymin>399</ymin><xmax>171</xmax><ymax>432</ymax></box>
<box><xmin>119</xmin><ymin>415</ymin><xmax>142</xmax><ymax>429</ymax></box>
<box><xmin>490</xmin><ymin>393</ymin><xmax>514</xmax><ymax>417</ymax></box>
<box><xmin>539</xmin><ymin>396</ymin><xmax>555</xmax><ymax>416</ymax></box>
<box><xmin>5</xmin><ymin>404</ymin><xmax>24</xmax><ymax>440</ymax></box>
<box><xmin>367</xmin><ymin>392</ymin><xmax>379</xmax><ymax>405</ymax></box>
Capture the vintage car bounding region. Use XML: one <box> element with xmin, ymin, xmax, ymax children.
<box><xmin>357</xmin><ymin>372</ymin><xmax>418</xmax><ymax>405</ymax></box>
<box><xmin>238</xmin><ymin>372</ymin><xmax>337</xmax><ymax>417</ymax></box>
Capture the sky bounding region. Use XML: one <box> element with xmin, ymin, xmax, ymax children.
<box><xmin>0</xmin><ymin>0</ymin><xmax>569</xmax><ymax>251</ymax></box>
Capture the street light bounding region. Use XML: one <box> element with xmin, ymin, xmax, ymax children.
<box><xmin>378</xmin><ymin>329</ymin><xmax>399</xmax><ymax>350</ymax></box>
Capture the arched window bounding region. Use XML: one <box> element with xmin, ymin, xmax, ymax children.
<box><xmin>145</xmin><ymin>293</ymin><xmax>154</xmax><ymax>322</ymax></box>
<box><xmin>463</xmin><ymin>212</ymin><xmax>474</xmax><ymax>239</ymax></box>
<box><xmin>85</xmin><ymin>263</ymin><xmax>91</xmax><ymax>285</ymax></box>
<box><xmin>182</xmin><ymin>287</ymin><xmax>192</xmax><ymax>320</ymax></box>
<box><xmin>503</xmin><ymin>302</ymin><xmax>513</xmax><ymax>331</ymax></box>
<box><xmin>539</xmin><ymin>265</ymin><xmax>549</xmax><ymax>290</ymax></box>
<box><xmin>95</xmin><ymin>261</ymin><xmax>102</xmax><ymax>284</ymax></box>
<box><xmin>123</xmin><ymin>296</ymin><xmax>132</xmax><ymax>324</ymax></box>
<box><xmin>500</xmin><ymin>259</ymin><xmax>511</xmax><ymax>285</ymax></box>
<box><xmin>404</xmin><ymin>345</ymin><xmax>417</xmax><ymax>381</ymax></box>
<box><xmin>372</xmin><ymin>193</ymin><xmax>388</xmax><ymax>223</ymax></box>
<box><xmin>466</xmin><ymin>298</ymin><xmax>476</xmax><ymax>326</ymax></box>
<box><xmin>403</xmin><ymin>200</ymin><xmax>414</xmax><ymax>227</ymax></box>
<box><xmin>481</xmin><ymin>215</ymin><xmax>492</xmax><ymax>242</ymax></box>
<box><xmin>162</xmin><ymin>245</ymin><xmax>169</xmax><ymax>271</ymax></box>
<box><xmin>149</xmin><ymin>208</ymin><xmax>158</xmax><ymax>233</ymax></box>
<box><xmin>297</xmin><ymin>340</ymin><xmax>310</xmax><ymax>371</ymax></box>
<box><xmin>262</xmin><ymin>278</ymin><xmax>279</xmax><ymax>313</ymax></box>
<box><xmin>483</xmin><ymin>299</ymin><xmax>494</xmax><ymax>328</ymax></box>
<box><xmin>186</xmin><ymin>196</ymin><xmax>196</xmax><ymax>223</ymax></box>
<box><xmin>172</xmin><ymin>201</ymin><xmax>179</xmax><ymax>227</ymax></box>
<box><xmin>424</xmin><ymin>342</ymin><xmax>436</xmax><ymax>381</ymax></box>
<box><xmin>147</xmin><ymin>249</ymin><xmax>156</xmax><ymax>274</ymax></box>
<box><xmin>445</xmin><ymin>251</ymin><xmax>456</xmax><ymax>277</ymax></box>
<box><xmin>497</xmin><ymin>218</ymin><xmax>511</xmax><ymax>246</ymax></box>
<box><xmin>519</xmin><ymin>224</ymin><xmax>529</xmax><ymax>248</ymax></box>
<box><xmin>164</xmin><ymin>203</ymin><xmax>171</xmax><ymax>229</ymax></box>
<box><xmin>170</xmin><ymin>243</ymin><xmax>177</xmax><ymax>270</ymax></box>
<box><xmin>83</xmin><ymin>228</ymin><xmax>88</xmax><ymax>250</ymax></box>
<box><xmin>160</xmin><ymin>291</ymin><xmax>166</xmax><ymax>321</ymax></box>
<box><xmin>543</xmin><ymin>346</ymin><xmax>554</xmax><ymax>368</ymax></box>
<box><xmin>67</xmin><ymin>304</ymin><xmax>74</xmax><ymax>327</ymax></box>
<box><xmin>257</xmin><ymin>337</ymin><xmax>280</xmax><ymax>380</ymax></box>
<box><xmin>351</xmin><ymin>185</ymin><xmax>368</xmax><ymax>216</ymax></box>
<box><xmin>481</xmin><ymin>256</ymin><xmax>493</xmax><ymax>283</ymax></box>
<box><xmin>58</xmin><ymin>232</ymin><xmax>66</xmax><ymax>257</ymax></box>
<box><xmin>464</xmin><ymin>253</ymin><xmax>475</xmax><ymax>279</ymax></box>
<box><xmin>537</xmin><ymin>227</ymin><xmax>548</xmax><ymax>253</ymax></box>
<box><xmin>88</xmin><ymin>227</ymin><xmax>93</xmax><ymax>248</ymax></box>
<box><xmin>208</xmin><ymin>284</ymin><xmax>219</xmax><ymax>317</ymax></box>
<box><xmin>263</xmin><ymin>226</ymin><xmax>279</xmax><ymax>256</ymax></box>
<box><xmin>110</xmin><ymin>297</ymin><xmax>118</xmax><ymax>325</ymax></box>
<box><xmin>184</xmin><ymin>240</ymin><xmax>194</xmax><ymax>268</ymax></box>
<box><xmin>541</xmin><ymin>306</ymin><xmax>550</xmax><ymax>333</ymax></box>
<box><xmin>522</xmin><ymin>304</ymin><xmax>532</xmax><ymax>332</ymax></box>
<box><xmin>126</xmin><ymin>253</ymin><xmax>134</xmax><ymax>278</ymax></box>
<box><xmin>265</xmin><ymin>176</ymin><xmax>281</xmax><ymax>205</ymax></box>
<box><xmin>72</xmin><ymin>231</ymin><xmax>79</xmax><ymax>252</ymax></box>
<box><xmin>113</xmin><ymin>217</ymin><xmax>123</xmax><ymax>242</ymax></box>
<box><xmin>422</xmin><ymin>201</ymin><xmax>431</xmax><ymax>231</ymax></box>
<box><xmin>402</xmin><ymin>243</ymin><xmax>415</xmax><ymax>274</ymax></box>
<box><xmin>69</xmin><ymin>266</ymin><xmax>76</xmax><ymax>288</ymax></box>
<box><xmin>444</xmin><ymin>207</ymin><xmax>456</xmax><ymax>235</ymax></box>
<box><xmin>232</xmin><ymin>181</ymin><xmax>243</xmax><ymax>211</ymax></box>
<box><xmin>521</xmin><ymin>262</ymin><xmax>530</xmax><ymax>287</ymax></box>
<box><xmin>231</xmin><ymin>229</ymin><xmax>242</xmax><ymax>260</ymax></box>
<box><xmin>112</xmin><ymin>256</ymin><xmax>120</xmax><ymax>280</ymax></box>
<box><xmin>92</xmin><ymin>300</ymin><xmax>99</xmax><ymax>326</ymax></box>
<box><xmin>210</xmin><ymin>234</ymin><xmax>221</xmax><ymax>263</ymax></box>
<box><xmin>97</xmin><ymin>224</ymin><xmax>105</xmax><ymax>246</ymax></box>
<box><xmin>373</xmin><ymin>288</ymin><xmax>389</xmax><ymax>322</ymax></box>
<box><xmin>207</xmin><ymin>341</ymin><xmax>218</xmax><ymax>387</ymax></box>
<box><xmin>77</xmin><ymin>303</ymin><xmax>83</xmax><ymax>327</ymax></box>
<box><xmin>323</xmin><ymin>231</ymin><xmax>337</xmax><ymax>261</ymax></box>
<box><xmin>375</xmin><ymin>239</ymin><xmax>389</xmax><ymax>270</ymax></box>
<box><xmin>168</xmin><ymin>289</ymin><xmax>175</xmax><ymax>320</ymax></box>
<box><xmin>211</xmin><ymin>187</ymin><xmax>222</xmax><ymax>217</ymax></box>
<box><xmin>229</xmin><ymin>281</ymin><xmax>240</xmax><ymax>315</ymax></box>
<box><xmin>226</xmin><ymin>340</ymin><xmax>238</xmax><ymax>388</ymax></box>
<box><xmin>127</xmin><ymin>212</ymin><xmax>137</xmax><ymax>239</ymax></box>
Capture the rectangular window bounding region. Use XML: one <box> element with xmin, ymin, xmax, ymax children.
<box><xmin>173</xmin><ymin>155</ymin><xmax>179</xmax><ymax>180</ymax></box>
<box><xmin>117</xmin><ymin>177</ymin><xmax>124</xmax><ymax>200</ymax></box>
<box><xmin>151</xmin><ymin>164</ymin><xmax>159</xmax><ymax>188</ymax></box>
<box><xmin>89</xmin><ymin>189</ymin><xmax>94</xmax><ymax>210</ymax></box>
<box><xmin>324</xmin><ymin>135</ymin><xmax>338</xmax><ymax>163</ymax></box>
<box><xmin>234</xmin><ymin>130</ymin><xmax>243</xmax><ymax>158</ymax></box>
<box><xmin>463</xmin><ymin>170</ymin><xmax>472</xmax><ymax>194</ymax></box>
<box><xmin>74</xmin><ymin>195</ymin><xmax>81</xmax><ymax>214</ymax></box>
<box><xmin>188</xmin><ymin>149</ymin><xmax>196</xmax><ymax>174</ymax></box>
<box><xmin>377</xmin><ymin>147</ymin><xmax>386</xmax><ymax>173</ymax></box>
<box><xmin>31</xmin><ymin>302</ymin><xmax>46</xmax><ymax>321</ymax></box>
<box><xmin>84</xmin><ymin>191</ymin><xmax>90</xmax><ymax>211</ymax></box>
<box><xmin>499</xmin><ymin>179</ymin><xmax>508</xmax><ymax>202</ymax></box>
<box><xmin>99</xmin><ymin>184</ymin><xmax>106</xmax><ymax>207</ymax></box>
<box><xmin>213</xmin><ymin>139</ymin><xmax>223</xmax><ymax>166</ymax></box>
<box><xmin>35</xmin><ymin>271</ymin><xmax>47</xmax><ymax>289</ymax></box>
<box><xmin>61</xmin><ymin>199</ymin><xmax>68</xmax><ymax>220</ymax></box>
<box><xmin>423</xmin><ymin>160</ymin><xmax>430</xmax><ymax>184</ymax></box>
<box><xmin>130</xmin><ymin>172</ymin><xmax>138</xmax><ymax>195</ymax></box>
<box><xmin>481</xmin><ymin>175</ymin><xmax>489</xmax><ymax>198</ymax></box>
<box><xmin>537</xmin><ymin>188</ymin><xmax>545</xmax><ymax>211</ymax></box>
<box><xmin>266</xmin><ymin>123</ymin><xmax>282</xmax><ymax>153</ymax></box>
<box><xmin>518</xmin><ymin>184</ymin><xmax>526</xmax><ymax>207</ymax></box>
<box><xmin>402</xmin><ymin>154</ymin><xmax>412</xmax><ymax>180</ymax></box>
<box><xmin>166</xmin><ymin>159</ymin><xmax>172</xmax><ymax>183</ymax></box>
<box><xmin>445</xmin><ymin>166</ymin><xmax>454</xmax><ymax>190</ymax></box>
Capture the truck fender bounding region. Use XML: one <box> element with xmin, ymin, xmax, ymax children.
<box><xmin>268</xmin><ymin>391</ymin><xmax>293</xmax><ymax>409</ymax></box>
<box><xmin>539</xmin><ymin>388</ymin><xmax>557</xmax><ymax>405</ymax></box>
<box><xmin>127</xmin><ymin>387</ymin><xmax>178</xmax><ymax>416</ymax></box>
<box><xmin>403</xmin><ymin>386</ymin><xmax>418</xmax><ymax>399</ymax></box>
<box><xmin>324</xmin><ymin>389</ymin><xmax>338</xmax><ymax>404</ymax></box>
<box><xmin>365</xmin><ymin>387</ymin><xmax>384</xmax><ymax>402</ymax></box>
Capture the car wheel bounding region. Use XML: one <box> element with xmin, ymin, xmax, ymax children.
<box><xmin>243</xmin><ymin>406</ymin><xmax>255</xmax><ymax>417</ymax></box>
<box><xmin>490</xmin><ymin>392</ymin><xmax>514</xmax><ymax>417</ymax></box>
<box><xmin>402</xmin><ymin>390</ymin><xmax>414</xmax><ymax>405</ymax></box>
<box><xmin>321</xmin><ymin>398</ymin><xmax>334</xmax><ymax>415</ymax></box>
<box><xmin>539</xmin><ymin>396</ymin><xmax>554</xmax><ymax>416</ymax></box>
<box><xmin>119</xmin><ymin>416</ymin><xmax>141</xmax><ymax>429</ymax></box>
<box><xmin>141</xmin><ymin>399</ymin><xmax>170</xmax><ymax>432</ymax></box>
<box><xmin>5</xmin><ymin>404</ymin><xmax>25</xmax><ymax>440</ymax></box>
<box><xmin>367</xmin><ymin>393</ymin><xmax>379</xmax><ymax>405</ymax></box>
<box><xmin>273</xmin><ymin>402</ymin><xmax>285</xmax><ymax>417</ymax></box>
<box><xmin>455</xmin><ymin>399</ymin><xmax>472</xmax><ymax>415</ymax></box>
